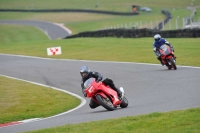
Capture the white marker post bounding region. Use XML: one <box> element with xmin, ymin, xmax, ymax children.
<box><xmin>47</xmin><ymin>46</ymin><xmax>62</xmax><ymax>56</ymax></box>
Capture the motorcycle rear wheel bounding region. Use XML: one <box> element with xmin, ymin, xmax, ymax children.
<box><xmin>96</xmin><ymin>94</ymin><xmax>115</xmax><ymax>111</ymax></box>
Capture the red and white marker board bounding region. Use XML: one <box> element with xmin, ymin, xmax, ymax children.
<box><xmin>47</xmin><ymin>46</ymin><xmax>62</xmax><ymax>56</ymax></box>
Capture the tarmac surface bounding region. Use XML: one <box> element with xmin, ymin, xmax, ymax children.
<box><xmin>0</xmin><ymin>20</ymin><xmax>71</xmax><ymax>40</ymax></box>
<box><xmin>0</xmin><ymin>54</ymin><xmax>200</xmax><ymax>133</ymax></box>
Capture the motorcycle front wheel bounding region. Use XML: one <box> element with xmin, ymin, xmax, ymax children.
<box><xmin>96</xmin><ymin>94</ymin><xmax>115</xmax><ymax>111</ymax></box>
<box><xmin>120</xmin><ymin>97</ymin><xmax>128</xmax><ymax>108</ymax></box>
<box><xmin>169</xmin><ymin>57</ymin><xmax>177</xmax><ymax>70</ymax></box>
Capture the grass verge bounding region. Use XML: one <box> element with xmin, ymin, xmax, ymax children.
<box><xmin>0</xmin><ymin>25</ymin><xmax>49</xmax><ymax>44</ymax></box>
<box><xmin>25</xmin><ymin>107</ymin><xmax>200</xmax><ymax>133</ymax></box>
<box><xmin>0</xmin><ymin>38</ymin><xmax>200</xmax><ymax>67</ymax></box>
<box><xmin>0</xmin><ymin>76</ymin><xmax>81</xmax><ymax>124</ymax></box>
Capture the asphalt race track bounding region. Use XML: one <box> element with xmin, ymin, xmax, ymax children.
<box><xmin>0</xmin><ymin>54</ymin><xmax>200</xmax><ymax>133</ymax></box>
<box><xmin>0</xmin><ymin>20</ymin><xmax>71</xmax><ymax>40</ymax></box>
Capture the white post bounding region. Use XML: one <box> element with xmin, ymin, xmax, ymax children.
<box><xmin>177</xmin><ymin>16</ymin><xmax>180</xmax><ymax>29</ymax></box>
<box><xmin>199</xmin><ymin>17</ymin><xmax>200</xmax><ymax>28</ymax></box>
<box><xmin>176</xmin><ymin>18</ymin><xmax>178</xmax><ymax>29</ymax></box>
<box><xmin>150</xmin><ymin>21</ymin><xmax>153</xmax><ymax>29</ymax></box>
<box><xmin>136</xmin><ymin>22</ymin><xmax>139</xmax><ymax>28</ymax></box>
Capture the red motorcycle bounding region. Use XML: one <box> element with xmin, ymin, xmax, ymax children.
<box><xmin>159</xmin><ymin>44</ymin><xmax>177</xmax><ymax>70</ymax></box>
<box><xmin>84</xmin><ymin>78</ymin><xmax>128</xmax><ymax>111</ymax></box>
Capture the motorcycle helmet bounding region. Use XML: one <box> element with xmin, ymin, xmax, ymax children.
<box><xmin>80</xmin><ymin>66</ymin><xmax>90</xmax><ymax>78</ymax></box>
<box><xmin>154</xmin><ymin>34</ymin><xmax>161</xmax><ymax>42</ymax></box>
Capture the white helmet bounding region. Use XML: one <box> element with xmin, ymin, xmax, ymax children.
<box><xmin>154</xmin><ymin>34</ymin><xmax>161</xmax><ymax>42</ymax></box>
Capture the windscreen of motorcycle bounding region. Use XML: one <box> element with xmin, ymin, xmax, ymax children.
<box><xmin>84</xmin><ymin>78</ymin><xmax>95</xmax><ymax>89</ymax></box>
<box><xmin>160</xmin><ymin>45</ymin><xmax>170</xmax><ymax>55</ymax></box>
<box><xmin>160</xmin><ymin>45</ymin><xmax>168</xmax><ymax>51</ymax></box>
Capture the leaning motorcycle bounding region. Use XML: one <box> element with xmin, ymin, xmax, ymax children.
<box><xmin>159</xmin><ymin>44</ymin><xmax>177</xmax><ymax>70</ymax></box>
<box><xmin>84</xmin><ymin>78</ymin><xmax>128</xmax><ymax>111</ymax></box>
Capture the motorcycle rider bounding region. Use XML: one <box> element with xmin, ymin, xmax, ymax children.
<box><xmin>153</xmin><ymin>34</ymin><xmax>174</xmax><ymax>65</ymax></box>
<box><xmin>80</xmin><ymin>66</ymin><xmax>122</xmax><ymax>109</ymax></box>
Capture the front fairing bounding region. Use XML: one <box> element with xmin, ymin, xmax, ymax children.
<box><xmin>84</xmin><ymin>78</ymin><xmax>121</xmax><ymax>106</ymax></box>
<box><xmin>84</xmin><ymin>78</ymin><xmax>97</xmax><ymax>97</ymax></box>
<box><xmin>84</xmin><ymin>78</ymin><xmax>95</xmax><ymax>89</ymax></box>
<box><xmin>159</xmin><ymin>45</ymin><xmax>171</xmax><ymax>56</ymax></box>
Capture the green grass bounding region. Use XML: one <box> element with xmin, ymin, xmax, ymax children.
<box><xmin>163</xmin><ymin>9</ymin><xmax>191</xmax><ymax>30</ymax></box>
<box><xmin>0</xmin><ymin>25</ymin><xmax>49</xmax><ymax>44</ymax></box>
<box><xmin>0</xmin><ymin>38</ymin><xmax>200</xmax><ymax>66</ymax></box>
<box><xmin>1</xmin><ymin>0</ymin><xmax>199</xmax><ymax>33</ymax></box>
<box><xmin>0</xmin><ymin>76</ymin><xmax>81</xmax><ymax>124</ymax></box>
<box><xmin>25</xmin><ymin>108</ymin><xmax>200</xmax><ymax>133</ymax></box>
<box><xmin>0</xmin><ymin>12</ymin><xmax>165</xmax><ymax>34</ymax></box>
<box><xmin>1</xmin><ymin>0</ymin><xmax>198</xmax><ymax>10</ymax></box>
<box><xmin>193</xmin><ymin>8</ymin><xmax>200</xmax><ymax>22</ymax></box>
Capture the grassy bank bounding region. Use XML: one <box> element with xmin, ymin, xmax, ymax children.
<box><xmin>1</xmin><ymin>0</ymin><xmax>199</xmax><ymax>33</ymax></box>
<box><xmin>0</xmin><ymin>25</ymin><xmax>49</xmax><ymax>44</ymax></box>
<box><xmin>0</xmin><ymin>76</ymin><xmax>81</xmax><ymax>124</ymax></box>
<box><xmin>0</xmin><ymin>0</ymin><xmax>197</xmax><ymax>10</ymax></box>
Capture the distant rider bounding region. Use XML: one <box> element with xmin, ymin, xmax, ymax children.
<box><xmin>153</xmin><ymin>34</ymin><xmax>174</xmax><ymax>65</ymax></box>
<box><xmin>80</xmin><ymin>66</ymin><xmax>122</xmax><ymax>109</ymax></box>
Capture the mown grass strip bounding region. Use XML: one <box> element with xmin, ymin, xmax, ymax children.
<box><xmin>0</xmin><ymin>25</ymin><xmax>49</xmax><ymax>44</ymax></box>
<box><xmin>25</xmin><ymin>108</ymin><xmax>200</xmax><ymax>133</ymax></box>
<box><xmin>0</xmin><ymin>38</ymin><xmax>200</xmax><ymax>66</ymax></box>
<box><xmin>0</xmin><ymin>76</ymin><xmax>81</xmax><ymax>124</ymax></box>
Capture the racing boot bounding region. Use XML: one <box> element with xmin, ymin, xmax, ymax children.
<box><xmin>115</xmin><ymin>87</ymin><xmax>122</xmax><ymax>99</ymax></box>
<box><xmin>89</xmin><ymin>99</ymin><xmax>100</xmax><ymax>109</ymax></box>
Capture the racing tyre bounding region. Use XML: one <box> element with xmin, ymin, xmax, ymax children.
<box><xmin>120</xmin><ymin>97</ymin><xmax>128</xmax><ymax>108</ymax></box>
<box><xmin>169</xmin><ymin>57</ymin><xmax>177</xmax><ymax>70</ymax></box>
<box><xmin>167</xmin><ymin>65</ymin><xmax>172</xmax><ymax>70</ymax></box>
<box><xmin>96</xmin><ymin>94</ymin><xmax>115</xmax><ymax>111</ymax></box>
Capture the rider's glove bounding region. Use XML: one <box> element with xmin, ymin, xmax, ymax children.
<box><xmin>170</xmin><ymin>47</ymin><xmax>174</xmax><ymax>52</ymax></box>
